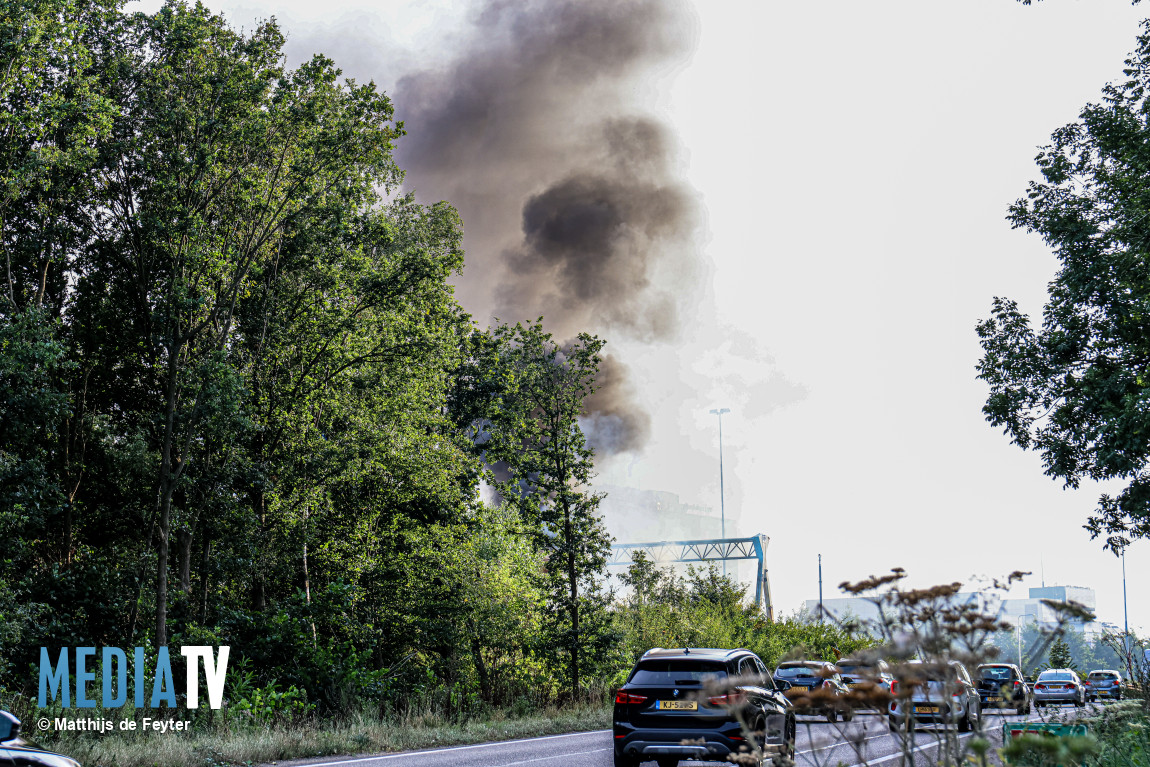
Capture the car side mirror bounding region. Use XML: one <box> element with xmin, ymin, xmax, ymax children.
<box><xmin>0</xmin><ymin>710</ymin><xmax>20</xmax><ymax>742</ymax></box>
<box><xmin>775</xmin><ymin>680</ymin><xmax>791</xmax><ymax>692</ymax></box>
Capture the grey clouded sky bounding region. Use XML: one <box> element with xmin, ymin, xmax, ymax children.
<box><xmin>134</xmin><ymin>0</ymin><xmax>1150</xmax><ymax>632</ymax></box>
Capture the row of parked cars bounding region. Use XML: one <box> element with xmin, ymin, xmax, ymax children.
<box><xmin>612</xmin><ymin>647</ymin><xmax>1126</xmax><ymax>767</ymax></box>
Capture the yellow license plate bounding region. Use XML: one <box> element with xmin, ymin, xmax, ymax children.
<box><xmin>657</xmin><ymin>700</ymin><xmax>697</xmax><ymax>711</ymax></box>
<box><xmin>790</xmin><ymin>686</ymin><xmax>809</xmax><ymax>692</ymax></box>
<box><xmin>988</xmin><ymin>697</ymin><xmax>1002</xmax><ymax>702</ymax></box>
<box><xmin>914</xmin><ymin>706</ymin><xmax>940</xmax><ymax>714</ymax></box>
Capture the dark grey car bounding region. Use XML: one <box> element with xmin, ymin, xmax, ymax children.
<box><xmin>1085</xmin><ymin>669</ymin><xmax>1123</xmax><ymax>701</ymax></box>
<box><xmin>836</xmin><ymin>657</ymin><xmax>894</xmax><ymax>714</ymax></box>
<box><xmin>888</xmin><ymin>660</ymin><xmax>982</xmax><ymax>732</ymax></box>
<box><xmin>773</xmin><ymin>661</ymin><xmax>855</xmax><ymax>723</ymax></box>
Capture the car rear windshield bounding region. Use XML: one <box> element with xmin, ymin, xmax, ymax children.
<box><xmin>980</xmin><ymin>667</ymin><xmax>1014</xmax><ymax>680</ymax></box>
<box><xmin>836</xmin><ymin>664</ymin><xmax>869</xmax><ymax>675</ymax></box>
<box><xmin>775</xmin><ymin>665</ymin><xmax>824</xmax><ymax>678</ymax></box>
<box><xmin>1038</xmin><ymin>672</ymin><xmax>1075</xmax><ymax>682</ymax></box>
<box><xmin>1089</xmin><ymin>672</ymin><xmax>1119</xmax><ymax>680</ymax></box>
<box><xmin>629</xmin><ymin>660</ymin><xmax>728</xmax><ymax>685</ymax></box>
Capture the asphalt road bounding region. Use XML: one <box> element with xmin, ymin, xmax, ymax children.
<box><xmin>275</xmin><ymin>704</ymin><xmax>1100</xmax><ymax>767</ymax></box>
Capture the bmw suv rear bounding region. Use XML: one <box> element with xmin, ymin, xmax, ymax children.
<box><xmin>612</xmin><ymin>648</ymin><xmax>795</xmax><ymax>767</ymax></box>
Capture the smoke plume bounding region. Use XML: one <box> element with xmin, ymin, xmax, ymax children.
<box><xmin>392</xmin><ymin>0</ymin><xmax>703</xmax><ymax>455</ymax></box>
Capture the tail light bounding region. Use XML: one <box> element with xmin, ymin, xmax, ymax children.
<box><xmin>1013</xmin><ymin>681</ymin><xmax>1022</xmax><ymax>687</ymax></box>
<box><xmin>891</xmin><ymin>680</ymin><xmax>899</xmax><ymax>695</ymax></box>
<box><xmin>822</xmin><ymin>680</ymin><xmax>835</xmax><ymax>689</ymax></box>
<box><xmin>708</xmin><ymin>692</ymin><xmax>747</xmax><ymax>706</ymax></box>
<box><xmin>1084</xmin><ymin>681</ymin><xmax>1092</xmax><ymax>686</ymax></box>
<box><xmin>1034</xmin><ymin>684</ymin><xmax>1046</xmax><ymax>690</ymax></box>
<box><xmin>615</xmin><ymin>691</ymin><xmax>648</xmax><ymax>705</ymax></box>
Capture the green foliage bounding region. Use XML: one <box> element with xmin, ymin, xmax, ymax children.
<box><xmin>0</xmin><ymin>0</ymin><xmax>626</xmax><ymax>723</ymax></box>
<box><xmin>229</xmin><ymin>682</ymin><xmax>314</xmax><ymax>726</ymax></box>
<box><xmin>470</xmin><ymin>322</ymin><xmax>619</xmax><ymax>699</ymax></box>
<box><xmin>987</xmin><ymin>623</ymin><xmax>1125</xmax><ymax>678</ymax></box>
<box><xmin>614</xmin><ymin>554</ymin><xmax>874</xmax><ymax>674</ymax></box>
<box><xmin>1048</xmin><ymin>637</ymin><xmax>1076</xmax><ymax>671</ymax></box>
<box><xmin>0</xmin><ymin>309</ymin><xmax>70</xmax><ymax>561</ymax></box>
<box><xmin>978</xmin><ymin>20</ymin><xmax>1150</xmax><ymax>548</ymax></box>
<box><xmin>1084</xmin><ymin>701</ymin><xmax>1150</xmax><ymax>766</ymax></box>
<box><xmin>1001</xmin><ymin>734</ymin><xmax>1099</xmax><ymax>766</ymax></box>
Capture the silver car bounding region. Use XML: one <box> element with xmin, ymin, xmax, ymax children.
<box><xmin>1033</xmin><ymin>669</ymin><xmax>1085</xmax><ymax>708</ymax></box>
<box><xmin>888</xmin><ymin>660</ymin><xmax>982</xmax><ymax>732</ymax></box>
<box><xmin>1085</xmin><ymin>669</ymin><xmax>1123</xmax><ymax>701</ymax></box>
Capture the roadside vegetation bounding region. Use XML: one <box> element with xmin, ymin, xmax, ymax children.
<box><xmin>11</xmin><ymin>703</ymin><xmax>611</xmax><ymax>767</ymax></box>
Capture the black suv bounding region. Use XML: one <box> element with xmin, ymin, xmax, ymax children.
<box><xmin>975</xmin><ymin>663</ymin><xmax>1032</xmax><ymax>715</ymax></box>
<box><xmin>612</xmin><ymin>648</ymin><xmax>795</xmax><ymax>767</ymax></box>
<box><xmin>1</xmin><ymin>710</ymin><xmax>81</xmax><ymax>767</ymax></box>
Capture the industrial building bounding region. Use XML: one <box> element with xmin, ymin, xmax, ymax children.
<box><xmin>804</xmin><ymin>585</ymin><xmax>1099</xmax><ymax>632</ymax></box>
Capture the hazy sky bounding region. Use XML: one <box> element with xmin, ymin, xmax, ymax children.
<box><xmin>133</xmin><ymin>0</ymin><xmax>1150</xmax><ymax>633</ymax></box>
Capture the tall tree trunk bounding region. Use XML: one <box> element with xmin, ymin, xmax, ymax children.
<box><xmin>154</xmin><ymin>340</ymin><xmax>182</xmax><ymax>647</ymax></box>
<box><xmin>251</xmin><ymin>488</ymin><xmax>267</xmax><ymax>610</ymax></box>
<box><xmin>468</xmin><ymin>618</ymin><xmax>492</xmax><ymax>703</ymax></box>
<box><xmin>199</xmin><ymin>536</ymin><xmax>211</xmax><ymax>623</ymax></box>
<box><xmin>303</xmin><ymin>502</ymin><xmax>316</xmax><ymax>644</ymax></box>
<box><xmin>177</xmin><ymin>528</ymin><xmax>194</xmax><ymax>594</ymax></box>
<box><xmin>564</xmin><ymin>499</ymin><xmax>580</xmax><ymax>698</ymax></box>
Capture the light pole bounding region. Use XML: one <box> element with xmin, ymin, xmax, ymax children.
<box><xmin>710</xmin><ymin>408</ymin><xmax>730</xmax><ymax>575</ymax></box>
<box><xmin>1123</xmin><ymin>549</ymin><xmax>1132</xmax><ymax>679</ymax></box>
<box><xmin>1017</xmin><ymin>612</ymin><xmax>1037</xmax><ymax>672</ymax></box>
<box><xmin>818</xmin><ymin>553</ymin><xmax>824</xmax><ymax>624</ymax></box>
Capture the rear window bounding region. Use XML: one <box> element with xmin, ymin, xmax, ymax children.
<box><xmin>980</xmin><ymin>666</ymin><xmax>1014</xmax><ymax>680</ymax></box>
<box><xmin>775</xmin><ymin>664</ymin><xmax>825</xmax><ymax>679</ymax></box>
<box><xmin>836</xmin><ymin>663</ymin><xmax>868</xmax><ymax>675</ymax></box>
<box><xmin>629</xmin><ymin>660</ymin><xmax>728</xmax><ymax>685</ymax></box>
<box><xmin>1038</xmin><ymin>672</ymin><xmax>1075</xmax><ymax>682</ymax></box>
<box><xmin>1089</xmin><ymin>672</ymin><xmax>1119</xmax><ymax>680</ymax></box>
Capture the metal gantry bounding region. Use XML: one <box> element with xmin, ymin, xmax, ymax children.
<box><xmin>608</xmin><ymin>534</ymin><xmax>773</xmax><ymax>620</ymax></box>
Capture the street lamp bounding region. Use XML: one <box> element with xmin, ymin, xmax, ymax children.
<box><xmin>709</xmin><ymin>408</ymin><xmax>730</xmax><ymax>575</ymax></box>
<box><xmin>1123</xmin><ymin>549</ymin><xmax>1132</xmax><ymax>679</ymax></box>
<box><xmin>1017</xmin><ymin>612</ymin><xmax>1037</xmax><ymax>672</ymax></box>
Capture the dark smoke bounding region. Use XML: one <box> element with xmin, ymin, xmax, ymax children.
<box><xmin>392</xmin><ymin>0</ymin><xmax>703</xmax><ymax>455</ymax></box>
<box><xmin>580</xmin><ymin>354</ymin><xmax>651</xmax><ymax>455</ymax></box>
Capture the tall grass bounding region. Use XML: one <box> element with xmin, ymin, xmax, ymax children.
<box><xmin>37</xmin><ymin>702</ymin><xmax>610</xmax><ymax>767</ymax></box>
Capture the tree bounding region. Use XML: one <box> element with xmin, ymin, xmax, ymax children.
<box><xmin>1048</xmin><ymin>637</ymin><xmax>1075</xmax><ymax>671</ymax></box>
<box><xmin>477</xmin><ymin>322</ymin><xmax>616</xmax><ymax>698</ymax></box>
<box><xmin>83</xmin><ymin>1</ymin><xmax>403</xmax><ymax>645</ymax></box>
<box><xmin>233</xmin><ymin>195</ymin><xmax>468</xmax><ymax>613</ymax></box>
<box><xmin>0</xmin><ymin>309</ymin><xmax>70</xmax><ymax>567</ymax></box>
<box><xmin>0</xmin><ymin>0</ymin><xmax>117</xmax><ymax>316</ymax></box>
<box><xmin>977</xmin><ymin>21</ymin><xmax>1150</xmax><ymax>550</ymax></box>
